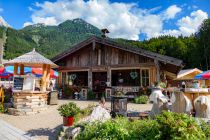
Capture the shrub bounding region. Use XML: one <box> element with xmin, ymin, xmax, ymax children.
<box><xmin>57</xmin><ymin>102</ymin><xmax>80</xmax><ymax>117</ymax></box>
<box><xmin>156</xmin><ymin>111</ymin><xmax>205</xmax><ymax>140</ymax></box>
<box><xmin>128</xmin><ymin>119</ymin><xmax>159</xmax><ymax>140</ymax></box>
<box><xmin>76</xmin><ymin>118</ymin><xmax>130</xmax><ymax>140</ymax></box>
<box><xmin>0</xmin><ymin>104</ymin><xmax>4</xmax><ymax>113</ymax></box>
<box><xmin>134</xmin><ymin>95</ymin><xmax>148</xmax><ymax>104</ymax></box>
<box><xmin>63</xmin><ymin>85</ymin><xmax>73</xmax><ymax>98</ymax></box>
<box><xmin>87</xmin><ymin>90</ymin><xmax>95</xmax><ymax>100</ymax></box>
<box><xmin>200</xmin><ymin>121</ymin><xmax>210</xmax><ymax>138</ymax></box>
<box><xmin>76</xmin><ymin>112</ymin><xmax>208</xmax><ymax>140</ymax></box>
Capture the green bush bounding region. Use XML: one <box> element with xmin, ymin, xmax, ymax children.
<box><xmin>76</xmin><ymin>118</ymin><xmax>130</xmax><ymax>140</ymax></box>
<box><xmin>57</xmin><ymin>102</ymin><xmax>80</xmax><ymax>117</ymax></box>
<box><xmin>63</xmin><ymin>85</ymin><xmax>73</xmax><ymax>98</ymax></box>
<box><xmin>200</xmin><ymin>121</ymin><xmax>210</xmax><ymax>138</ymax></box>
<box><xmin>76</xmin><ymin>112</ymin><xmax>208</xmax><ymax>140</ymax></box>
<box><xmin>0</xmin><ymin>104</ymin><xmax>4</xmax><ymax>113</ymax></box>
<box><xmin>87</xmin><ymin>90</ymin><xmax>95</xmax><ymax>100</ymax></box>
<box><xmin>134</xmin><ymin>95</ymin><xmax>148</xmax><ymax>104</ymax></box>
<box><xmin>156</xmin><ymin>111</ymin><xmax>205</xmax><ymax>140</ymax></box>
<box><xmin>128</xmin><ymin>119</ymin><xmax>159</xmax><ymax>140</ymax></box>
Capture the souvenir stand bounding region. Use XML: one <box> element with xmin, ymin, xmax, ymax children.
<box><xmin>5</xmin><ymin>49</ymin><xmax>58</xmax><ymax>115</ymax></box>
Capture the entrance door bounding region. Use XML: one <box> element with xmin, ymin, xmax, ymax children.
<box><xmin>92</xmin><ymin>72</ymin><xmax>107</xmax><ymax>99</ymax></box>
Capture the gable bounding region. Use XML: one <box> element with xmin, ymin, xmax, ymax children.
<box><xmin>52</xmin><ymin>36</ymin><xmax>184</xmax><ymax>74</ymax></box>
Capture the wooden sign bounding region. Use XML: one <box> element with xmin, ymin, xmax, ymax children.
<box><xmin>13</xmin><ymin>76</ymin><xmax>24</xmax><ymax>91</ymax></box>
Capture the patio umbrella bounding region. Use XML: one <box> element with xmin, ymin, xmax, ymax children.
<box><xmin>202</xmin><ymin>70</ymin><xmax>210</xmax><ymax>79</ymax></box>
<box><xmin>0</xmin><ymin>66</ymin><xmax>32</xmax><ymax>75</ymax></box>
<box><xmin>0</xmin><ymin>66</ymin><xmax>58</xmax><ymax>78</ymax></box>
<box><xmin>0</xmin><ymin>72</ymin><xmax>12</xmax><ymax>78</ymax></box>
<box><xmin>32</xmin><ymin>68</ymin><xmax>58</xmax><ymax>78</ymax></box>
<box><xmin>194</xmin><ymin>70</ymin><xmax>210</xmax><ymax>79</ymax></box>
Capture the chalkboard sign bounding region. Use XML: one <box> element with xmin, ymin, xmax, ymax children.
<box><xmin>13</xmin><ymin>76</ymin><xmax>24</xmax><ymax>90</ymax></box>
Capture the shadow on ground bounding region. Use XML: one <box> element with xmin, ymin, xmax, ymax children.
<box><xmin>25</xmin><ymin>125</ymin><xmax>62</xmax><ymax>140</ymax></box>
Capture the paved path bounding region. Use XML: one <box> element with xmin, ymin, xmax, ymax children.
<box><xmin>0</xmin><ymin>100</ymin><xmax>152</xmax><ymax>140</ymax></box>
<box><xmin>0</xmin><ymin>119</ymin><xmax>32</xmax><ymax>140</ymax></box>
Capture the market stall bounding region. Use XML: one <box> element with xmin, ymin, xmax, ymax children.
<box><xmin>4</xmin><ymin>48</ymin><xmax>58</xmax><ymax>115</ymax></box>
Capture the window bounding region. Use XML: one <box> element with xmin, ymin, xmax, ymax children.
<box><xmin>111</xmin><ymin>69</ymin><xmax>140</xmax><ymax>86</ymax></box>
<box><xmin>141</xmin><ymin>69</ymin><xmax>150</xmax><ymax>86</ymax></box>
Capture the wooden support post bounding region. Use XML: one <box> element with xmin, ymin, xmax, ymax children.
<box><xmin>46</xmin><ymin>65</ymin><xmax>51</xmax><ymax>89</ymax></box>
<box><xmin>98</xmin><ymin>49</ymin><xmax>101</xmax><ymax>65</ymax></box>
<box><xmin>41</xmin><ymin>64</ymin><xmax>47</xmax><ymax>91</ymax></box>
<box><xmin>14</xmin><ymin>63</ymin><xmax>18</xmax><ymax>75</ymax></box>
<box><xmin>0</xmin><ymin>87</ymin><xmax>4</xmax><ymax>112</ymax></box>
<box><xmin>88</xmin><ymin>69</ymin><xmax>92</xmax><ymax>90</ymax></box>
<box><xmin>154</xmin><ymin>59</ymin><xmax>160</xmax><ymax>82</ymax></box>
<box><xmin>20</xmin><ymin>64</ymin><xmax>24</xmax><ymax>75</ymax></box>
<box><xmin>107</xmin><ymin>66</ymin><xmax>111</xmax><ymax>87</ymax></box>
<box><xmin>58</xmin><ymin>72</ymin><xmax>62</xmax><ymax>86</ymax></box>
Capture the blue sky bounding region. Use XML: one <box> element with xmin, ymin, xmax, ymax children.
<box><xmin>0</xmin><ymin>0</ymin><xmax>209</xmax><ymax>40</ymax></box>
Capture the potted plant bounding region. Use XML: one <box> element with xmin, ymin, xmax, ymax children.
<box><xmin>58</xmin><ymin>102</ymin><xmax>80</xmax><ymax>126</ymax></box>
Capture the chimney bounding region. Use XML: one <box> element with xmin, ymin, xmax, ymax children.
<box><xmin>101</xmin><ymin>28</ymin><xmax>109</xmax><ymax>38</ymax></box>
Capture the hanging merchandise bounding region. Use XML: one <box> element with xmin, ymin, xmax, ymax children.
<box><xmin>70</xmin><ymin>74</ymin><xmax>77</xmax><ymax>80</ymax></box>
<box><xmin>130</xmin><ymin>71</ymin><xmax>138</xmax><ymax>79</ymax></box>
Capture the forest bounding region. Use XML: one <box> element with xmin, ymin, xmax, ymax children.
<box><xmin>0</xmin><ymin>18</ymin><xmax>210</xmax><ymax>70</ymax></box>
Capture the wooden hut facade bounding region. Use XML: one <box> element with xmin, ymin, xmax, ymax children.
<box><xmin>52</xmin><ymin>36</ymin><xmax>184</xmax><ymax>98</ymax></box>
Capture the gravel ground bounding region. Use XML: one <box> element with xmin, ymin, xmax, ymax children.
<box><xmin>0</xmin><ymin>99</ymin><xmax>152</xmax><ymax>140</ymax></box>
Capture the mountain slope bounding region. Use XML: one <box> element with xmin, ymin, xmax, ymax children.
<box><xmin>2</xmin><ymin>18</ymin><xmax>102</xmax><ymax>59</ymax></box>
<box><xmin>0</xmin><ymin>16</ymin><xmax>10</xmax><ymax>27</ymax></box>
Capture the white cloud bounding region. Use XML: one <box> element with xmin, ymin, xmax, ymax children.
<box><xmin>23</xmin><ymin>22</ymin><xmax>33</xmax><ymax>27</ymax></box>
<box><xmin>161</xmin><ymin>10</ymin><xmax>208</xmax><ymax>37</ymax></box>
<box><xmin>163</xmin><ymin>5</ymin><xmax>181</xmax><ymax>19</ymax></box>
<box><xmin>24</xmin><ymin>0</ymin><xmax>208</xmax><ymax>40</ymax></box>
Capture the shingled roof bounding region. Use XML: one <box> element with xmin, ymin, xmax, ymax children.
<box><xmin>5</xmin><ymin>48</ymin><xmax>58</xmax><ymax>68</ymax></box>
<box><xmin>52</xmin><ymin>36</ymin><xmax>184</xmax><ymax>68</ymax></box>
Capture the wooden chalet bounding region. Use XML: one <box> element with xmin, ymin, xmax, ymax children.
<box><xmin>52</xmin><ymin>36</ymin><xmax>184</xmax><ymax>98</ymax></box>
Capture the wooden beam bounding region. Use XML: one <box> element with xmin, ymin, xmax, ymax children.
<box><xmin>154</xmin><ymin>59</ymin><xmax>160</xmax><ymax>82</ymax></box>
<box><xmin>41</xmin><ymin>64</ymin><xmax>47</xmax><ymax>91</ymax></box>
<box><xmin>98</xmin><ymin>49</ymin><xmax>101</xmax><ymax>65</ymax></box>
<box><xmin>88</xmin><ymin>68</ymin><xmax>92</xmax><ymax>90</ymax></box>
<box><xmin>20</xmin><ymin>64</ymin><xmax>24</xmax><ymax>75</ymax></box>
<box><xmin>46</xmin><ymin>65</ymin><xmax>51</xmax><ymax>89</ymax></box>
<box><xmin>107</xmin><ymin>66</ymin><xmax>111</xmax><ymax>87</ymax></box>
<box><xmin>58</xmin><ymin>72</ymin><xmax>62</xmax><ymax>86</ymax></box>
<box><xmin>14</xmin><ymin>63</ymin><xmax>18</xmax><ymax>75</ymax></box>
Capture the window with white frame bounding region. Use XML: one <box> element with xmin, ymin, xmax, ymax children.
<box><xmin>141</xmin><ymin>69</ymin><xmax>150</xmax><ymax>86</ymax></box>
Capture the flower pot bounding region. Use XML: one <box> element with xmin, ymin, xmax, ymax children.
<box><xmin>63</xmin><ymin>116</ymin><xmax>74</xmax><ymax>126</ymax></box>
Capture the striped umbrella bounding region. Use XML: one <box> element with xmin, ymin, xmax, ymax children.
<box><xmin>194</xmin><ymin>70</ymin><xmax>210</xmax><ymax>79</ymax></box>
<box><xmin>0</xmin><ymin>66</ymin><xmax>58</xmax><ymax>78</ymax></box>
<box><xmin>202</xmin><ymin>70</ymin><xmax>210</xmax><ymax>79</ymax></box>
<box><xmin>32</xmin><ymin>68</ymin><xmax>58</xmax><ymax>78</ymax></box>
